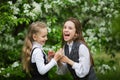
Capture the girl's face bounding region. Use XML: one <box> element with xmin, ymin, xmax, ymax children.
<box><xmin>63</xmin><ymin>21</ymin><xmax>77</xmax><ymax>43</ymax></box>
<box><xmin>33</xmin><ymin>28</ymin><xmax>48</xmax><ymax>45</ymax></box>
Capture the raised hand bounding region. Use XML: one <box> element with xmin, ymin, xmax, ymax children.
<box><xmin>60</xmin><ymin>56</ymin><xmax>74</xmax><ymax>66</ymax></box>
<box><xmin>53</xmin><ymin>48</ymin><xmax>63</xmax><ymax>62</ymax></box>
<box><xmin>48</xmin><ymin>50</ymin><xmax>55</xmax><ymax>61</ymax></box>
<box><xmin>59</xmin><ymin>56</ymin><xmax>68</xmax><ymax>63</ymax></box>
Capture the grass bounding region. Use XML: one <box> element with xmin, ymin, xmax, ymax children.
<box><xmin>93</xmin><ymin>53</ymin><xmax>120</xmax><ymax>80</ymax></box>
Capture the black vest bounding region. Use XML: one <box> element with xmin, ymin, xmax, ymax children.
<box><xmin>64</xmin><ymin>42</ymin><xmax>97</xmax><ymax>80</ymax></box>
<box><xmin>30</xmin><ymin>47</ymin><xmax>49</xmax><ymax>80</ymax></box>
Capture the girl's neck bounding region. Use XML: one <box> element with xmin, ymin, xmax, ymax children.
<box><xmin>67</xmin><ymin>41</ymin><xmax>73</xmax><ymax>45</ymax></box>
<box><xmin>33</xmin><ymin>41</ymin><xmax>43</xmax><ymax>47</ymax></box>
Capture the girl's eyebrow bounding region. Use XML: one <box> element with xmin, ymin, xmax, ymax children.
<box><xmin>42</xmin><ymin>34</ymin><xmax>47</xmax><ymax>37</ymax></box>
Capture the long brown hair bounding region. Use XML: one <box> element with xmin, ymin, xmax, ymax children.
<box><xmin>22</xmin><ymin>21</ymin><xmax>47</xmax><ymax>73</ymax></box>
<box><xmin>61</xmin><ymin>17</ymin><xmax>94</xmax><ymax>66</ymax></box>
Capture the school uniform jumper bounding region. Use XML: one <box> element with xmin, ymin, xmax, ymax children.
<box><xmin>29</xmin><ymin>42</ymin><xmax>57</xmax><ymax>80</ymax></box>
<box><xmin>64</xmin><ymin>41</ymin><xmax>97</xmax><ymax>80</ymax></box>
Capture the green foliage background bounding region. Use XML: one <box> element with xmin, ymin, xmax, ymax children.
<box><xmin>0</xmin><ymin>0</ymin><xmax>120</xmax><ymax>80</ymax></box>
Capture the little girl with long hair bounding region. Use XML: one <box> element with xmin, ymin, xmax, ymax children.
<box><xmin>57</xmin><ymin>17</ymin><xmax>97</xmax><ymax>80</ymax></box>
<box><xmin>22</xmin><ymin>21</ymin><xmax>62</xmax><ymax>80</ymax></box>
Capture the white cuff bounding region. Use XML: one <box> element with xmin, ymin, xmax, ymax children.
<box><xmin>72</xmin><ymin>62</ymin><xmax>78</xmax><ymax>69</ymax></box>
<box><xmin>51</xmin><ymin>58</ymin><xmax>57</xmax><ymax>65</ymax></box>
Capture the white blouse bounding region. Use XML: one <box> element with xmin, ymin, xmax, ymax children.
<box><xmin>57</xmin><ymin>41</ymin><xmax>91</xmax><ymax>78</ymax></box>
<box><xmin>31</xmin><ymin>42</ymin><xmax>57</xmax><ymax>75</ymax></box>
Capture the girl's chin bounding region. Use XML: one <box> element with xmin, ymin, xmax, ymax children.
<box><xmin>64</xmin><ymin>38</ymin><xmax>73</xmax><ymax>43</ymax></box>
<box><xmin>64</xmin><ymin>38</ymin><xmax>69</xmax><ymax>42</ymax></box>
<box><xmin>41</xmin><ymin>42</ymin><xmax>46</xmax><ymax>45</ymax></box>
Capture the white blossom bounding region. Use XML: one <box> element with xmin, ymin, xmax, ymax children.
<box><xmin>98</xmin><ymin>64</ymin><xmax>112</xmax><ymax>74</ymax></box>
<box><xmin>23</xmin><ymin>4</ymin><xmax>30</xmax><ymax>14</ymax></box>
<box><xmin>10</xmin><ymin>5</ymin><xmax>20</xmax><ymax>15</ymax></box>
<box><xmin>11</xmin><ymin>61</ymin><xmax>19</xmax><ymax>68</ymax></box>
<box><xmin>44</xmin><ymin>3</ymin><xmax>52</xmax><ymax>13</ymax></box>
<box><xmin>23</xmin><ymin>9</ymin><xmax>29</xmax><ymax>13</ymax></box>
<box><xmin>100</xmin><ymin>69</ymin><xmax>105</xmax><ymax>74</ymax></box>
<box><xmin>91</xmin><ymin>46</ymin><xmax>97</xmax><ymax>54</ymax></box>
<box><xmin>103</xmin><ymin>7</ymin><xmax>107</xmax><ymax>11</ymax></box>
<box><xmin>68</xmin><ymin>0</ymin><xmax>77</xmax><ymax>3</ymax></box>
<box><xmin>8</xmin><ymin>1</ymin><xmax>12</xmax><ymax>5</ymax></box>
<box><xmin>99</xmin><ymin>27</ymin><xmax>106</xmax><ymax>33</ymax></box>
<box><xmin>110</xmin><ymin>2</ymin><xmax>114</xmax><ymax>7</ymax></box>
<box><xmin>113</xmin><ymin>11</ymin><xmax>119</xmax><ymax>15</ymax></box>
<box><xmin>86</xmin><ymin>29</ymin><xmax>95</xmax><ymax>37</ymax></box>
<box><xmin>47</xmin><ymin>27</ymin><xmax>52</xmax><ymax>33</ymax></box>
<box><xmin>23</xmin><ymin>4</ymin><xmax>31</xmax><ymax>10</ymax></box>
<box><xmin>12</xmin><ymin>15</ymin><xmax>17</xmax><ymax>19</ymax></box>
<box><xmin>26</xmin><ymin>12</ymin><xmax>36</xmax><ymax>20</ymax></box>
<box><xmin>32</xmin><ymin>2</ymin><xmax>42</xmax><ymax>15</ymax></box>
<box><xmin>91</xmin><ymin>5</ymin><xmax>96</xmax><ymax>11</ymax></box>
<box><xmin>106</xmin><ymin>14</ymin><xmax>112</xmax><ymax>18</ymax></box>
<box><xmin>113</xmin><ymin>66</ymin><xmax>116</xmax><ymax>71</ymax></box>
<box><xmin>4</xmin><ymin>73</ymin><xmax>10</xmax><ymax>78</ymax></box>
<box><xmin>1</xmin><ymin>68</ymin><xmax>5</xmax><ymax>70</ymax></box>
<box><xmin>82</xmin><ymin>6</ymin><xmax>89</xmax><ymax>12</ymax></box>
<box><xmin>102</xmin><ymin>64</ymin><xmax>111</xmax><ymax>70</ymax></box>
<box><xmin>98</xmin><ymin>1</ymin><xmax>105</xmax><ymax>6</ymax></box>
<box><xmin>17</xmin><ymin>0</ymin><xmax>22</xmax><ymax>3</ymax></box>
<box><xmin>52</xmin><ymin>0</ymin><xmax>63</xmax><ymax>6</ymax></box>
<box><xmin>99</xmin><ymin>21</ymin><xmax>106</xmax><ymax>27</ymax></box>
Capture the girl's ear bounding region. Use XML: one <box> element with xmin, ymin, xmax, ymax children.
<box><xmin>32</xmin><ymin>34</ymin><xmax>37</xmax><ymax>41</ymax></box>
<box><xmin>73</xmin><ymin>33</ymin><xmax>78</xmax><ymax>40</ymax></box>
<box><xmin>74</xmin><ymin>33</ymin><xmax>78</xmax><ymax>38</ymax></box>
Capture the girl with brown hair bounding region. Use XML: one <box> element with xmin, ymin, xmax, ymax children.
<box><xmin>57</xmin><ymin>17</ymin><xmax>97</xmax><ymax>80</ymax></box>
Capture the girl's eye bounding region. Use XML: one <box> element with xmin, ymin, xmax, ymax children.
<box><xmin>42</xmin><ymin>36</ymin><xmax>45</xmax><ymax>38</ymax></box>
<box><xmin>69</xmin><ymin>27</ymin><xmax>72</xmax><ymax>30</ymax></box>
<box><xmin>63</xmin><ymin>26</ymin><xmax>66</xmax><ymax>29</ymax></box>
<box><xmin>63</xmin><ymin>26</ymin><xmax>73</xmax><ymax>30</ymax></box>
<box><xmin>42</xmin><ymin>35</ymin><xmax>47</xmax><ymax>38</ymax></box>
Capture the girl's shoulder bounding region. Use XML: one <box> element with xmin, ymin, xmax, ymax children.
<box><xmin>78</xmin><ymin>41</ymin><xmax>87</xmax><ymax>48</ymax></box>
<box><xmin>31</xmin><ymin>47</ymin><xmax>43</xmax><ymax>55</ymax></box>
<box><xmin>32</xmin><ymin>47</ymin><xmax>42</xmax><ymax>52</ymax></box>
<box><xmin>79</xmin><ymin>43</ymin><xmax>89</xmax><ymax>53</ymax></box>
<box><xmin>79</xmin><ymin>43</ymin><xmax>87</xmax><ymax>48</ymax></box>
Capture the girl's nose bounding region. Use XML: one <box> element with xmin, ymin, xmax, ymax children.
<box><xmin>64</xmin><ymin>28</ymin><xmax>69</xmax><ymax>31</ymax></box>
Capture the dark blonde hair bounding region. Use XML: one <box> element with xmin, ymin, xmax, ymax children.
<box><xmin>22</xmin><ymin>21</ymin><xmax>47</xmax><ymax>73</ymax></box>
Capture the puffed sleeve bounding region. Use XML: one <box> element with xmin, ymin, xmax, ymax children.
<box><xmin>33</xmin><ymin>48</ymin><xmax>57</xmax><ymax>75</ymax></box>
<box><xmin>72</xmin><ymin>44</ymin><xmax>91</xmax><ymax>78</ymax></box>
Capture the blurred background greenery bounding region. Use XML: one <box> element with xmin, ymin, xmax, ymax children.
<box><xmin>0</xmin><ymin>0</ymin><xmax>120</xmax><ymax>80</ymax></box>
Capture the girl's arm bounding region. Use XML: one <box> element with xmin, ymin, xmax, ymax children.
<box><xmin>60</xmin><ymin>44</ymin><xmax>91</xmax><ymax>78</ymax></box>
<box><xmin>33</xmin><ymin>48</ymin><xmax>62</xmax><ymax>75</ymax></box>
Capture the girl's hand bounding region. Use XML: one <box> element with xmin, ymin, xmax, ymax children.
<box><xmin>54</xmin><ymin>48</ymin><xmax>63</xmax><ymax>61</ymax></box>
<box><xmin>48</xmin><ymin>50</ymin><xmax>55</xmax><ymax>61</ymax></box>
<box><xmin>60</xmin><ymin>56</ymin><xmax>74</xmax><ymax>66</ymax></box>
<box><xmin>59</xmin><ymin>56</ymin><xmax>68</xmax><ymax>63</ymax></box>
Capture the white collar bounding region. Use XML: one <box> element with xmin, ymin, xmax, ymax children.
<box><xmin>67</xmin><ymin>41</ymin><xmax>73</xmax><ymax>48</ymax></box>
<box><xmin>32</xmin><ymin>41</ymin><xmax>43</xmax><ymax>49</ymax></box>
